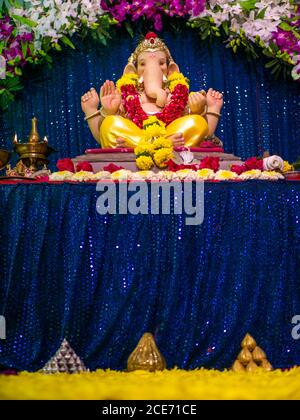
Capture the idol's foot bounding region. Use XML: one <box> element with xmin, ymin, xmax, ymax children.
<box><xmin>116</xmin><ymin>137</ymin><xmax>127</xmax><ymax>148</ymax></box>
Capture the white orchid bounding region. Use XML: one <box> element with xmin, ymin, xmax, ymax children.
<box><xmin>10</xmin><ymin>0</ymin><xmax>105</xmax><ymax>47</ymax></box>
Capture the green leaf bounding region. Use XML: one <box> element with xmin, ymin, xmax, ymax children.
<box><xmin>239</xmin><ymin>0</ymin><xmax>257</xmax><ymax>12</ymax></box>
<box><xmin>292</xmin><ymin>29</ymin><xmax>300</xmax><ymax>40</ymax></box>
<box><xmin>265</xmin><ymin>58</ymin><xmax>279</xmax><ymax>68</ymax></box>
<box><xmin>12</xmin><ymin>14</ymin><xmax>37</xmax><ymax>28</ymax></box>
<box><xmin>222</xmin><ymin>21</ymin><xmax>229</xmax><ymax>36</ymax></box>
<box><xmin>279</xmin><ymin>22</ymin><xmax>293</xmax><ymax>32</ymax></box>
<box><xmin>270</xmin><ymin>63</ymin><xmax>281</xmax><ymax>75</ymax></box>
<box><xmin>125</xmin><ymin>22</ymin><xmax>134</xmax><ymax>38</ymax></box>
<box><xmin>256</xmin><ymin>7</ymin><xmax>267</xmax><ymax>19</ymax></box>
<box><xmin>60</xmin><ymin>35</ymin><xmax>75</xmax><ymax>50</ymax></box>
<box><xmin>14</xmin><ymin>67</ymin><xmax>22</xmax><ymax>76</ymax></box>
<box><xmin>21</xmin><ymin>41</ymin><xmax>27</xmax><ymax>58</ymax></box>
<box><xmin>53</xmin><ymin>43</ymin><xmax>62</xmax><ymax>51</ymax></box>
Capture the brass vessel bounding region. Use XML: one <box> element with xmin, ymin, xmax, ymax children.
<box><xmin>0</xmin><ymin>149</ymin><xmax>11</xmax><ymax>170</ymax></box>
<box><xmin>13</xmin><ymin>117</ymin><xmax>55</xmax><ymax>172</ymax></box>
<box><xmin>127</xmin><ymin>333</ymin><xmax>166</xmax><ymax>372</ymax></box>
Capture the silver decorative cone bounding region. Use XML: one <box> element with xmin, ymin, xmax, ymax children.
<box><xmin>41</xmin><ymin>339</ymin><xmax>88</xmax><ymax>374</ymax></box>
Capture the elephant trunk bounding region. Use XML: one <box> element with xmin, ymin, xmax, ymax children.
<box><xmin>143</xmin><ymin>65</ymin><xmax>167</xmax><ymax>108</ymax></box>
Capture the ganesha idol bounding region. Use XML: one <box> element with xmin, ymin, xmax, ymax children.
<box><xmin>81</xmin><ymin>32</ymin><xmax>224</xmax><ymax>149</ymax></box>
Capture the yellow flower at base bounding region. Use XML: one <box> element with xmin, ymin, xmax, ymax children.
<box><xmin>215</xmin><ymin>170</ymin><xmax>238</xmax><ymax>180</ymax></box>
<box><xmin>1</xmin><ymin>368</ymin><xmax>300</xmax><ymax>400</ymax></box>
<box><xmin>153</xmin><ymin>148</ymin><xmax>173</xmax><ymax>169</ymax></box>
<box><xmin>152</xmin><ymin>137</ymin><xmax>173</xmax><ymax>150</ymax></box>
<box><xmin>136</xmin><ymin>156</ymin><xmax>154</xmax><ymax>170</ymax></box>
<box><xmin>283</xmin><ymin>161</ymin><xmax>294</xmax><ymax>173</ymax></box>
<box><xmin>196</xmin><ymin>169</ymin><xmax>215</xmax><ymax>180</ymax></box>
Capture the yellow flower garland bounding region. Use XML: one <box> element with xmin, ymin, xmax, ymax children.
<box><xmin>116</xmin><ymin>73</ymin><xmax>138</xmax><ymax>92</ymax></box>
<box><xmin>136</xmin><ymin>156</ymin><xmax>154</xmax><ymax>170</ymax></box>
<box><xmin>153</xmin><ymin>148</ymin><xmax>174</xmax><ymax>169</ymax></box>
<box><xmin>167</xmin><ymin>71</ymin><xmax>189</xmax><ymax>92</ymax></box>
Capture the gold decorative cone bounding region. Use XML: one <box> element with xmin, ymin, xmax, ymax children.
<box><xmin>246</xmin><ymin>361</ymin><xmax>259</xmax><ymax>372</ymax></box>
<box><xmin>241</xmin><ymin>334</ymin><xmax>257</xmax><ymax>351</ymax></box>
<box><xmin>238</xmin><ymin>348</ymin><xmax>252</xmax><ymax>365</ymax></box>
<box><xmin>252</xmin><ymin>346</ymin><xmax>266</xmax><ymax>363</ymax></box>
<box><xmin>232</xmin><ymin>360</ymin><xmax>246</xmax><ymax>372</ymax></box>
<box><xmin>127</xmin><ymin>333</ymin><xmax>166</xmax><ymax>372</ymax></box>
<box><xmin>232</xmin><ymin>333</ymin><xmax>273</xmax><ymax>372</ymax></box>
<box><xmin>261</xmin><ymin>359</ymin><xmax>273</xmax><ymax>372</ymax></box>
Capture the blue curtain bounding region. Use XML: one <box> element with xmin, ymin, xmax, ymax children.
<box><xmin>0</xmin><ymin>28</ymin><xmax>299</xmax><ymax>169</ymax></box>
<box><xmin>0</xmin><ymin>181</ymin><xmax>300</xmax><ymax>371</ymax></box>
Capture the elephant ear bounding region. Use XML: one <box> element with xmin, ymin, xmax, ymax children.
<box><xmin>168</xmin><ymin>61</ymin><xmax>180</xmax><ymax>76</ymax></box>
<box><xmin>123</xmin><ymin>63</ymin><xmax>137</xmax><ymax>75</ymax></box>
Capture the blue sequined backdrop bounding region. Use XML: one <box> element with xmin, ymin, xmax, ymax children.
<box><xmin>0</xmin><ymin>29</ymin><xmax>299</xmax><ymax>165</ymax></box>
<box><xmin>0</xmin><ymin>182</ymin><xmax>300</xmax><ymax>371</ymax></box>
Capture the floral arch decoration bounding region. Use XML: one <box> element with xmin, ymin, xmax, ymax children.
<box><xmin>0</xmin><ymin>0</ymin><xmax>299</xmax><ymax>111</ymax></box>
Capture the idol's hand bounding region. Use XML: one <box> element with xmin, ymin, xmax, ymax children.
<box><xmin>100</xmin><ymin>80</ymin><xmax>121</xmax><ymax>115</ymax></box>
<box><xmin>206</xmin><ymin>88</ymin><xmax>223</xmax><ymax>112</ymax></box>
<box><xmin>167</xmin><ymin>132</ymin><xmax>185</xmax><ymax>147</ymax></box>
<box><xmin>188</xmin><ymin>91</ymin><xmax>207</xmax><ymax>115</ymax></box>
<box><xmin>81</xmin><ymin>87</ymin><xmax>100</xmax><ymax>114</ymax></box>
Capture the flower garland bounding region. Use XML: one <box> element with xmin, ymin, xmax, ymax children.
<box><xmin>0</xmin><ymin>1</ymin><xmax>299</xmax><ymax>111</ymax></box>
<box><xmin>117</xmin><ymin>72</ymin><xmax>189</xmax><ymax>128</ymax></box>
<box><xmin>133</xmin><ymin>117</ymin><xmax>174</xmax><ymax>170</ymax></box>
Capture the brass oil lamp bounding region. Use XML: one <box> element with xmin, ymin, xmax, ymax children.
<box><xmin>13</xmin><ymin>117</ymin><xmax>55</xmax><ymax>173</ymax></box>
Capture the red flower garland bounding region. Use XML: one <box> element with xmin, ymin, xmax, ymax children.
<box><xmin>121</xmin><ymin>83</ymin><xmax>189</xmax><ymax>128</ymax></box>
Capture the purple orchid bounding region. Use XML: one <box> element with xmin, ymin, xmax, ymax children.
<box><xmin>0</xmin><ymin>16</ymin><xmax>14</xmax><ymax>40</ymax></box>
<box><xmin>100</xmin><ymin>0</ymin><xmax>205</xmax><ymax>30</ymax></box>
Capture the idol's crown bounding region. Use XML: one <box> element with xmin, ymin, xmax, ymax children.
<box><xmin>128</xmin><ymin>32</ymin><xmax>173</xmax><ymax>65</ymax></box>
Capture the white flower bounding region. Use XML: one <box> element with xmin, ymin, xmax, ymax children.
<box><xmin>260</xmin><ymin>171</ymin><xmax>284</xmax><ymax>180</ymax></box>
<box><xmin>292</xmin><ymin>60</ymin><xmax>300</xmax><ymax>81</ymax></box>
<box><xmin>157</xmin><ymin>171</ymin><xmax>175</xmax><ymax>181</ymax></box>
<box><xmin>110</xmin><ymin>170</ymin><xmax>132</xmax><ymax>181</ymax></box>
<box><xmin>71</xmin><ymin>170</ymin><xmax>94</xmax><ymax>181</ymax></box>
<box><xmin>49</xmin><ymin>170</ymin><xmax>74</xmax><ymax>180</ymax></box>
<box><xmin>263</xmin><ymin>155</ymin><xmax>284</xmax><ymax>171</ymax></box>
<box><xmin>239</xmin><ymin>169</ymin><xmax>262</xmax><ymax>180</ymax></box>
<box><xmin>131</xmin><ymin>171</ymin><xmax>159</xmax><ymax>181</ymax></box>
<box><xmin>90</xmin><ymin>171</ymin><xmax>111</xmax><ymax>180</ymax></box>
<box><xmin>10</xmin><ymin>0</ymin><xmax>105</xmax><ymax>46</ymax></box>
